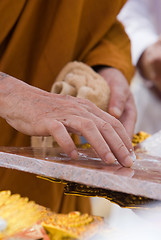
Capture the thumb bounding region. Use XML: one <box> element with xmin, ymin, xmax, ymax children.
<box><xmin>108</xmin><ymin>84</ymin><xmax>129</xmax><ymax>118</ymax></box>
<box><xmin>97</xmin><ymin>67</ymin><xmax>129</xmax><ymax>118</ymax></box>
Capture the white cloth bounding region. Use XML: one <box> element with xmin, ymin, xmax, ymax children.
<box><xmin>118</xmin><ymin>0</ymin><xmax>160</xmax><ymax>65</ymax></box>
<box><xmin>130</xmin><ymin>73</ymin><xmax>161</xmax><ymax>134</ymax></box>
<box><xmin>118</xmin><ymin>0</ymin><xmax>161</xmax><ymax>134</ymax></box>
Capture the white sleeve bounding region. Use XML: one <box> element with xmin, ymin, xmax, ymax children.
<box><xmin>118</xmin><ymin>0</ymin><xmax>158</xmax><ymax>65</ymax></box>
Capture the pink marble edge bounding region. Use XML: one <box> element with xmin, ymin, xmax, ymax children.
<box><xmin>0</xmin><ymin>150</ymin><xmax>160</xmax><ymax>201</ymax></box>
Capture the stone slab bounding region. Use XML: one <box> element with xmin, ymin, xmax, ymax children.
<box><xmin>0</xmin><ymin>131</ymin><xmax>161</xmax><ymax>200</ymax></box>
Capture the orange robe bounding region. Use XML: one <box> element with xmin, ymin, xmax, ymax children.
<box><xmin>0</xmin><ymin>0</ymin><xmax>134</xmax><ymax>213</ymax></box>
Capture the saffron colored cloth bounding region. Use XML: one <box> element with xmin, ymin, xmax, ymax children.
<box><xmin>0</xmin><ymin>0</ymin><xmax>134</xmax><ymax>213</ymax></box>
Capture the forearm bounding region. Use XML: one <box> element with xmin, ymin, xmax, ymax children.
<box><xmin>0</xmin><ymin>72</ymin><xmax>14</xmax><ymax>119</ymax></box>
<box><xmin>0</xmin><ymin>72</ymin><xmax>47</xmax><ymax>121</ymax></box>
<box><xmin>0</xmin><ymin>72</ymin><xmax>31</xmax><ymax>121</ymax></box>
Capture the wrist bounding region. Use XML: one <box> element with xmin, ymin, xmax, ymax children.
<box><xmin>0</xmin><ymin>72</ymin><xmax>21</xmax><ymax>119</ymax></box>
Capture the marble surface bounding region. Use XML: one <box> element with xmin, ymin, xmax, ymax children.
<box><xmin>0</xmin><ymin>131</ymin><xmax>161</xmax><ymax>200</ymax></box>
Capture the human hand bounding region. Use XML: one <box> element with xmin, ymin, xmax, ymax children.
<box><xmin>97</xmin><ymin>68</ymin><xmax>137</xmax><ymax>139</ymax></box>
<box><xmin>138</xmin><ymin>37</ymin><xmax>161</xmax><ymax>91</ymax></box>
<box><xmin>0</xmin><ymin>72</ymin><xmax>135</xmax><ymax>167</ymax></box>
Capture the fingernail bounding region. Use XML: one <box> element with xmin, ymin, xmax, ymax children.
<box><xmin>111</xmin><ymin>107</ymin><xmax>122</xmax><ymax>117</ymax></box>
<box><xmin>129</xmin><ymin>149</ymin><xmax>136</xmax><ymax>162</ymax></box>
<box><xmin>124</xmin><ymin>156</ymin><xmax>133</xmax><ymax>167</ymax></box>
<box><xmin>104</xmin><ymin>152</ymin><xmax>115</xmax><ymax>164</ymax></box>
<box><xmin>71</xmin><ymin>150</ymin><xmax>78</xmax><ymax>160</ymax></box>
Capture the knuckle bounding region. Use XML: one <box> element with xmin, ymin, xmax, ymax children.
<box><xmin>82</xmin><ymin>98</ymin><xmax>91</xmax><ymax>105</ymax></box>
<box><xmin>111</xmin><ymin>118</ymin><xmax>122</xmax><ymax>130</ymax></box>
<box><xmin>77</xmin><ymin>97</ymin><xmax>89</xmax><ymax>104</ymax></box>
<box><xmin>117</xmin><ymin>142</ymin><xmax>125</xmax><ymax>152</ymax></box>
<box><xmin>101</xmin><ymin>122</ymin><xmax>110</xmax><ymax>131</ymax></box>
<box><xmin>81</xmin><ymin>119</ymin><xmax>95</xmax><ymax>130</ymax></box>
<box><xmin>77</xmin><ymin>97</ymin><xmax>95</xmax><ymax>108</ymax></box>
<box><xmin>52</xmin><ymin>120</ymin><xmax>63</xmax><ymax>132</ymax></box>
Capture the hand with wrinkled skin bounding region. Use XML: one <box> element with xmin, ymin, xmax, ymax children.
<box><xmin>97</xmin><ymin>68</ymin><xmax>137</xmax><ymax>139</ymax></box>
<box><xmin>0</xmin><ymin>72</ymin><xmax>135</xmax><ymax>167</ymax></box>
<box><xmin>138</xmin><ymin>37</ymin><xmax>161</xmax><ymax>91</ymax></box>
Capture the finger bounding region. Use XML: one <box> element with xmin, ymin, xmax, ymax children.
<box><xmin>97</xmin><ymin>68</ymin><xmax>129</xmax><ymax>118</ymax></box>
<box><xmin>108</xmin><ymin>83</ymin><xmax>129</xmax><ymax>118</ymax></box>
<box><xmin>108</xmin><ymin>116</ymin><xmax>134</xmax><ymax>152</ymax></box>
<box><xmin>119</xmin><ymin>94</ymin><xmax>137</xmax><ymax>139</ymax></box>
<box><xmin>77</xmin><ymin>99</ymin><xmax>134</xmax><ymax>154</ymax></box>
<box><xmin>96</xmin><ymin>121</ymin><xmax>133</xmax><ymax>167</ymax></box>
<box><xmin>62</xmin><ymin>116</ymin><xmax>116</xmax><ymax>164</ymax></box>
<box><xmin>47</xmin><ymin>119</ymin><xmax>78</xmax><ymax>160</ymax></box>
<box><xmin>63</xmin><ymin>115</ymin><xmax>133</xmax><ymax>167</ymax></box>
<box><xmin>115</xmin><ymin>167</ymin><xmax>134</xmax><ymax>178</ymax></box>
